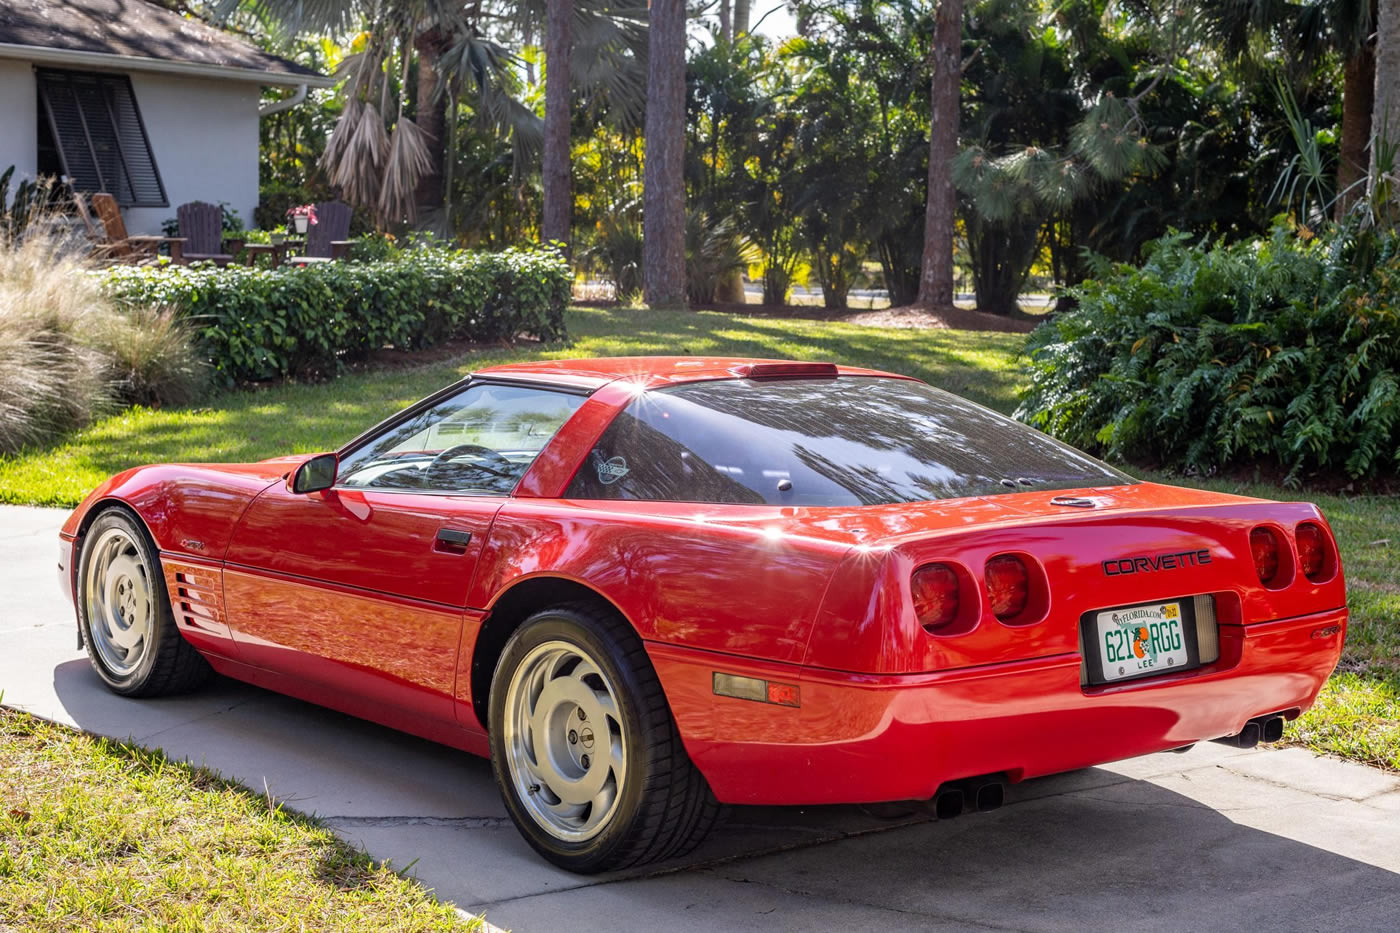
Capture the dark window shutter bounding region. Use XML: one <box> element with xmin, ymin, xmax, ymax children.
<box><xmin>36</xmin><ymin>69</ymin><xmax>167</xmax><ymax>208</ymax></box>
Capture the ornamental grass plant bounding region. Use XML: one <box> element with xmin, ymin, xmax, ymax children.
<box><xmin>0</xmin><ymin>213</ymin><xmax>207</xmax><ymax>455</ymax></box>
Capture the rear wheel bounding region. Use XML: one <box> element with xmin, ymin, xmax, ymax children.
<box><xmin>488</xmin><ymin>603</ymin><xmax>719</xmax><ymax>873</ymax></box>
<box><xmin>77</xmin><ymin>508</ymin><xmax>211</xmax><ymax>697</ymax></box>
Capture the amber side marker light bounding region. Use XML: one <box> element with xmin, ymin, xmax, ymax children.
<box><xmin>985</xmin><ymin>555</ymin><xmax>1030</xmax><ymax>620</ymax></box>
<box><xmin>1295</xmin><ymin>522</ymin><xmax>1327</xmax><ymax>581</ymax></box>
<box><xmin>912</xmin><ymin>563</ymin><xmax>960</xmax><ymax>631</ymax></box>
<box><xmin>713</xmin><ymin>672</ymin><xmax>801</xmax><ymax>707</ymax></box>
<box><xmin>1250</xmin><ymin>527</ymin><xmax>1280</xmax><ymax>584</ymax></box>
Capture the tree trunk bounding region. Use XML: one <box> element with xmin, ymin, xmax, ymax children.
<box><xmin>1372</xmin><ymin>0</ymin><xmax>1400</xmax><ymax>200</ymax></box>
<box><xmin>1338</xmin><ymin>37</ymin><xmax>1376</xmax><ymax>217</ymax></box>
<box><xmin>719</xmin><ymin>0</ymin><xmax>731</xmax><ymax>42</ymax></box>
<box><xmin>542</xmin><ymin>0</ymin><xmax>573</xmax><ymax>246</ymax></box>
<box><xmin>916</xmin><ymin>0</ymin><xmax>961</xmax><ymax>309</ymax></box>
<box><xmin>733</xmin><ymin>0</ymin><xmax>750</xmax><ymax>37</ymax></box>
<box><xmin>643</xmin><ymin>0</ymin><xmax>688</xmax><ymax>307</ymax></box>
<box><xmin>413</xmin><ymin>29</ymin><xmax>447</xmax><ymax>214</ymax></box>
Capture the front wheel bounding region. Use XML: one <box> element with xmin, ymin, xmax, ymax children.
<box><xmin>76</xmin><ymin>508</ymin><xmax>211</xmax><ymax>697</ymax></box>
<box><xmin>488</xmin><ymin>603</ymin><xmax>718</xmax><ymax>873</ymax></box>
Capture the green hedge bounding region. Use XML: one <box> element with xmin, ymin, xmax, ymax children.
<box><xmin>101</xmin><ymin>248</ymin><xmax>570</xmax><ymax>384</ymax></box>
<box><xmin>1018</xmin><ymin>225</ymin><xmax>1400</xmax><ymax>483</ymax></box>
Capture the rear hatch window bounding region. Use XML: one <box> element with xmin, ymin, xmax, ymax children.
<box><xmin>566</xmin><ymin>376</ymin><xmax>1132</xmax><ymax>506</ymax></box>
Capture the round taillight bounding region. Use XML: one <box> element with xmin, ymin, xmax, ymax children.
<box><xmin>912</xmin><ymin>563</ymin><xmax>960</xmax><ymax>630</ymax></box>
<box><xmin>985</xmin><ymin>555</ymin><xmax>1029</xmax><ymax>620</ymax></box>
<box><xmin>1296</xmin><ymin>522</ymin><xmax>1326</xmax><ymax>580</ymax></box>
<box><xmin>1250</xmin><ymin>527</ymin><xmax>1280</xmax><ymax>584</ymax></box>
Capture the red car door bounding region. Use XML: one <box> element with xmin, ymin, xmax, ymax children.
<box><xmin>221</xmin><ymin>380</ymin><xmax>587</xmax><ymax>723</ymax></box>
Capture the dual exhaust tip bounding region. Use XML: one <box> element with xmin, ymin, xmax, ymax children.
<box><xmin>933</xmin><ymin>775</ymin><xmax>1005</xmax><ymax>820</ymax></box>
<box><xmin>933</xmin><ymin>715</ymin><xmax>1287</xmax><ymax>819</ymax></box>
<box><xmin>1213</xmin><ymin>713</ymin><xmax>1287</xmax><ymax>749</ymax></box>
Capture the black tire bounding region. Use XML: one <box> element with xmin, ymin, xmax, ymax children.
<box><xmin>76</xmin><ymin>507</ymin><xmax>212</xmax><ymax>697</ymax></box>
<box><xmin>488</xmin><ymin>602</ymin><xmax>720</xmax><ymax>873</ymax></box>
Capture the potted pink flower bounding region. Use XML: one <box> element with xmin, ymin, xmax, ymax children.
<box><xmin>286</xmin><ymin>203</ymin><xmax>318</xmax><ymax>235</ymax></box>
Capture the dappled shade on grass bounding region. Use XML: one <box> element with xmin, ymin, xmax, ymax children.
<box><xmin>0</xmin><ymin>306</ymin><xmax>1028</xmax><ymax>508</ymax></box>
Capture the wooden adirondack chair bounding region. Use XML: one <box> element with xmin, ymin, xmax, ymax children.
<box><xmin>291</xmin><ymin>200</ymin><xmax>354</xmax><ymax>264</ymax></box>
<box><xmin>175</xmin><ymin>201</ymin><xmax>234</xmax><ymax>266</ymax></box>
<box><xmin>88</xmin><ymin>192</ymin><xmax>184</xmax><ymax>263</ymax></box>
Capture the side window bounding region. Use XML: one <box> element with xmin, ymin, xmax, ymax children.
<box><xmin>564</xmin><ymin>399</ymin><xmax>766</xmax><ymax>504</ymax></box>
<box><xmin>337</xmin><ymin>383</ymin><xmax>584</xmax><ymax>494</ymax></box>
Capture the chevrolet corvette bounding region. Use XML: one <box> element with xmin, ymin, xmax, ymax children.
<box><xmin>58</xmin><ymin>357</ymin><xmax>1347</xmax><ymax>872</ymax></box>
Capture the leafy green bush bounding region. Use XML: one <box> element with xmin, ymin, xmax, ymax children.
<box><xmin>100</xmin><ymin>248</ymin><xmax>571</xmax><ymax>384</ymax></box>
<box><xmin>1018</xmin><ymin>224</ymin><xmax>1400</xmax><ymax>483</ymax></box>
<box><xmin>581</xmin><ymin>211</ymin><xmax>643</xmax><ymax>303</ymax></box>
<box><xmin>686</xmin><ymin>210</ymin><xmax>751</xmax><ymax>305</ymax></box>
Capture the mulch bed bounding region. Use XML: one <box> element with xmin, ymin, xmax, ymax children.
<box><xmin>574</xmin><ymin>299</ymin><xmax>1045</xmax><ymax>333</ymax></box>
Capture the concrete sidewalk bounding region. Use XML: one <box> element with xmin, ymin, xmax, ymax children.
<box><xmin>3</xmin><ymin>503</ymin><xmax>1399</xmax><ymax>932</ymax></box>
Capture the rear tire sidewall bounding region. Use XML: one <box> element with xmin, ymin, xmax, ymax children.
<box><xmin>77</xmin><ymin>509</ymin><xmax>172</xmax><ymax>695</ymax></box>
<box><xmin>489</xmin><ymin>608</ymin><xmax>652</xmax><ymax>873</ymax></box>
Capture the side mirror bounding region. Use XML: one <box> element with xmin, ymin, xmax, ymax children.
<box><xmin>290</xmin><ymin>453</ymin><xmax>338</xmax><ymax>494</ymax></box>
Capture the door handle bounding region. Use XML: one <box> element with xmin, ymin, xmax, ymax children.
<box><xmin>434</xmin><ymin>528</ymin><xmax>473</xmax><ymax>554</ymax></box>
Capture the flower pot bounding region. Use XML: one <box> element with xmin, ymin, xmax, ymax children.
<box><xmin>293</xmin><ymin>215</ymin><xmax>310</xmax><ymax>234</ymax></box>
<box><xmin>271</xmin><ymin>233</ymin><xmax>286</xmax><ymax>245</ymax></box>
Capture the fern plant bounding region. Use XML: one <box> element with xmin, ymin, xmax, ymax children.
<box><xmin>1018</xmin><ymin>222</ymin><xmax>1400</xmax><ymax>484</ymax></box>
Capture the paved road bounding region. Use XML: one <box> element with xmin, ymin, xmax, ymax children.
<box><xmin>4</xmin><ymin>504</ymin><xmax>1399</xmax><ymax>932</ymax></box>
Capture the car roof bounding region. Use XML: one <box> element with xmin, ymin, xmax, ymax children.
<box><xmin>473</xmin><ymin>356</ymin><xmax>909</xmax><ymax>391</ymax></box>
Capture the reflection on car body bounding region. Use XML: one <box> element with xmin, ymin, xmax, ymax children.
<box><xmin>58</xmin><ymin>357</ymin><xmax>1347</xmax><ymax>873</ymax></box>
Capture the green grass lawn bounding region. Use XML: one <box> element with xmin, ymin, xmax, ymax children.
<box><xmin>0</xmin><ymin>306</ymin><xmax>1027</xmax><ymax>508</ymax></box>
<box><xmin>0</xmin><ymin>304</ymin><xmax>1394</xmax><ymax>773</ymax></box>
<box><xmin>0</xmin><ymin>708</ymin><xmax>482</xmax><ymax>932</ymax></box>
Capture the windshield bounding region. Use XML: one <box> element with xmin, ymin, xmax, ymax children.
<box><xmin>337</xmin><ymin>383</ymin><xmax>584</xmax><ymax>494</ymax></box>
<box><xmin>565</xmin><ymin>376</ymin><xmax>1132</xmax><ymax>506</ymax></box>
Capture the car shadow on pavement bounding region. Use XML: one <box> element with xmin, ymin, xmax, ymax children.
<box><xmin>51</xmin><ymin>660</ymin><xmax>1400</xmax><ymax>933</ymax></box>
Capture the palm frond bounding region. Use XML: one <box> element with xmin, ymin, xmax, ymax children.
<box><xmin>328</xmin><ymin>102</ymin><xmax>391</xmax><ymax>208</ymax></box>
<box><xmin>379</xmin><ymin>117</ymin><xmax>433</xmax><ymax>222</ymax></box>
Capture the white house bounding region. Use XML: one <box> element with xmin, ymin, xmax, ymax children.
<box><xmin>0</xmin><ymin>0</ymin><xmax>333</xmax><ymax>233</ymax></box>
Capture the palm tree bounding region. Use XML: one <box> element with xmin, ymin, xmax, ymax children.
<box><xmin>1374</xmin><ymin>0</ymin><xmax>1400</xmax><ymax>196</ymax></box>
<box><xmin>733</xmin><ymin>0</ymin><xmax>750</xmax><ymax>37</ymax></box>
<box><xmin>916</xmin><ymin>0</ymin><xmax>961</xmax><ymax>310</ymax></box>
<box><xmin>1204</xmin><ymin>0</ymin><xmax>1377</xmax><ymax>216</ymax></box>
<box><xmin>229</xmin><ymin>0</ymin><xmax>644</xmax><ymax>232</ymax></box>
<box><xmin>534</xmin><ymin>0</ymin><xmax>648</xmax><ymax>247</ymax></box>
<box><xmin>643</xmin><ymin>0</ymin><xmax>687</xmax><ymax>306</ymax></box>
<box><xmin>541</xmin><ymin>0</ymin><xmax>573</xmax><ymax>245</ymax></box>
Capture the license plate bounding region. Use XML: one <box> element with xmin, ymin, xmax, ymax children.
<box><xmin>1093</xmin><ymin>601</ymin><xmax>1191</xmax><ymax>683</ymax></box>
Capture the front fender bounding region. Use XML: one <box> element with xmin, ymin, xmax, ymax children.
<box><xmin>61</xmin><ymin>462</ymin><xmax>288</xmax><ymax>560</ymax></box>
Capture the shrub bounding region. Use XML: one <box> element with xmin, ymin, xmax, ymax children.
<box><xmin>686</xmin><ymin>210</ymin><xmax>751</xmax><ymax>305</ymax></box>
<box><xmin>582</xmin><ymin>213</ymin><xmax>643</xmax><ymax>302</ymax></box>
<box><xmin>83</xmin><ymin>307</ymin><xmax>209</xmax><ymax>408</ymax></box>
<box><xmin>0</xmin><ymin>235</ymin><xmax>109</xmax><ymax>453</ymax></box>
<box><xmin>1018</xmin><ymin>224</ymin><xmax>1400</xmax><ymax>483</ymax></box>
<box><xmin>0</xmin><ymin>231</ymin><xmax>208</xmax><ymax>454</ymax></box>
<box><xmin>100</xmin><ymin>247</ymin><xmax>571</xmax><ymax>384</ymax></box>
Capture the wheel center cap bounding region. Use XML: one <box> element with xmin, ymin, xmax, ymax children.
<box><xmin>579</xmin><ymin>726</ymin><xmax>595</xmax><ymax>749</ymax></box>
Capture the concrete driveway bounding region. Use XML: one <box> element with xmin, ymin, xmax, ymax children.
<box><xmin>4</xmin><ymin>503</ymin><xmax>1400</xmax><ymax>932</ymax></box>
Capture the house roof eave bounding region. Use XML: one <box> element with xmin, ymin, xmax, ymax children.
<box><xmin>0</xmin><ymin>43</ymin><xmax>337</xmax><ymax>88</ymax></box>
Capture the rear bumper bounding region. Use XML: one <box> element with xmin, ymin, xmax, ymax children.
<box><xmin>651</xmin><ymin>608</ymin><xmax>1346</xmax><ymax>806</ymax></box>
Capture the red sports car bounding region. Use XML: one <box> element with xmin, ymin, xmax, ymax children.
<box><xmin>58</xmin><ymin>357</ymin><xmax>1347</xmax><ymax>872</ymax></box>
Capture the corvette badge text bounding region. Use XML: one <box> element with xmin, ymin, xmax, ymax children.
<box><xmin>1102</xmin><ymin>549</ymin><xmax>1212</xmax><ymax>576</ymax></box>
